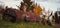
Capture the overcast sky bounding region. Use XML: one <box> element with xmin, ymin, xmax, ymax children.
<box><xmin>0</xmin><ymin>0</ymin><xmax>60</xmax><ymax>12</ymax></box>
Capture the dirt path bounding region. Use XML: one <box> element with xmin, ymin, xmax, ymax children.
<box><xmin>54</xmin><ymin>23</ymin><xmax>60</xmax><ymax>28</ymax></box>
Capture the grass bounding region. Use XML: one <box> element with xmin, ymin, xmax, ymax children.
<box><xmin>0</xmin><ymin>15</ymin><xmax>59</xmax><ymax>28</ymax></box>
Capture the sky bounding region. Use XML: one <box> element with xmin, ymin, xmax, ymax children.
<box><xmin>0</xmin><ymin>0</ymin><xmax>60</xmax><ymax>12</ymax></box>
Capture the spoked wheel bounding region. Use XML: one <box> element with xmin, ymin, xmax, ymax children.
<box><xmin>3</xmin><ymin>15</ymin><xmax>12</xmax><ymax>21</ymax></box>
<box><xmin>2</xmin><ymin>15</ymin><xmax>16</xmax><ymax>22</ymax></box>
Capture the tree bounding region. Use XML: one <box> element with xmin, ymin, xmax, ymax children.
<box><xmin>23</xmin><ymin>0</ymin><xmax>33</xmax><ymax>7</ymax></box>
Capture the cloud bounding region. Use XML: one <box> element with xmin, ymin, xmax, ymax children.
<box><xmin>0</xmin><ymin>0</ymin><xmax>59</xmax><ymax>12</ymax></box>
<box><xmin>35</xmin><ymin>0</ymin><xmax>60</xmax><ymax>3</ymax></box>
